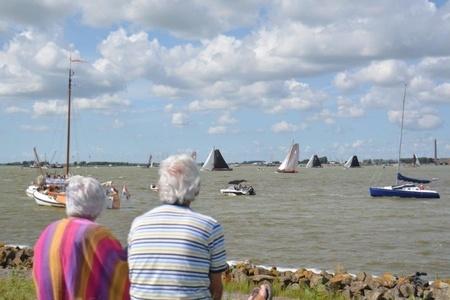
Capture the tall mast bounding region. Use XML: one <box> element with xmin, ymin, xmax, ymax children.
<box><xmin>65</xmin><ymin>59</ymin><xmax>73</xmax><ymax>176</ymax></box>
<box><xmin>396</xmin><ymin>83</ymin><xmax>407</xmax><ymax>184</ymax></box>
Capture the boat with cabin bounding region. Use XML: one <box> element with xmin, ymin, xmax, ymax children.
<box><xmin>369</xmin><ymin>84</ymin><xmax>439</xmax><ymax>199</ymax></box>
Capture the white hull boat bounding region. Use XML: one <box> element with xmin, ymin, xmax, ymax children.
<box><xmin>220</xmin><ymin>185</ymin><xmax>255</xmax><ymax>196</ymax></box>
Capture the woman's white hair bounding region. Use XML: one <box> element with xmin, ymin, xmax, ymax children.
<box><xmin>66</xmin><ymin>175</ymin><xmax>106</xmax><ymax>220</ymax></box>
<box><xmin>158</xmin><ymin>154</ymin><xmax>200</xmax><ymax>205</ymax></box>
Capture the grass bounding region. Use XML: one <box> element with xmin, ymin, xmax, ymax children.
<box><xmin>0</xmin><ymin>271</ymin><xmax>346</xmax><ymax>300</ymax></box>
<box><xmin>223</xmin><ymin>280</ymin><xmax>346</xmax><ymax>299</ymax></box>
<box><xmin>0</xmin><ymin>271</ymin><xmax>35</xmax><ymax>300</ymax></box>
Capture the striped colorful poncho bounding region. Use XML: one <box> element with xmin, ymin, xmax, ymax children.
<box><xmin>33</xmin><ymin>217</ymin><xmax>130</xmax><ymax>300</ymax></box>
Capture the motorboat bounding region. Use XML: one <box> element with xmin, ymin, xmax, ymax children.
<box><xmin>220</xmin><ymin>184</ymin><xmax>255</xmax><ymax>196</ymax></box>
<box><xmin>220</xmin><ymin>179</ymin><xmax>255</xmax><ymax>196</ymax></box>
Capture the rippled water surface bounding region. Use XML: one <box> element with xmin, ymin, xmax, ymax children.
<box><xmin>1</xmin><ymin>165</ymin><xmax>449</xmax><ymax>277</ymax></box>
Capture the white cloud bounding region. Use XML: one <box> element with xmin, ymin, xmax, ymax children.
<box><xmin>33</xmin><ymin>100</ymin><xmax>66</xmax><ymax>116</ymax></box>
<box><xmin>337</xmin><ymin>97</ymin><xmax>365</xmax><ymax>118</ymax></box>
<box><xmin>271</xmin><ymin>121</ymin><xmax>298</xmax><ymax>133</ymax></box>
<box><xmin>20</xmin><ymin>124</ymin><xmax>49</xmax><ymax>132</ymax></box>
<box><xmin>0</xmin><ymin>0</ymin><xmax>74</xmax><ymax>29</ymax></box>
<box><xmin>171</xmin><ymin>112</ymin><xmax>188</xmax><ymax>127</ymax></box>
<box><xmin>75</xmin><ymin>94</ymin><xmax>131</xmax><ymax>110</ymax></box>
<box><xmin>5</xmin><ymin>106</ymin><xmax>28</xmax><ymax>113</ymax></box>
<box><xmin>208</xmin><ymin>126</ymin><xmax>227</xmax><ymax>134</ymax></box>
<box><xmin>164</xmin><ymin>104</ymin><xmax>174</xmax><ymax>112</ymax></box>
<box><xmin>112</xmin><ymin>119</ymin><xmax>124</xmax><ymax>128</ymax></box>
<box><xmin>418</xmin><ymin>56</ymin><xmax>450</xmax><ymax>78</ymax></box>
<box><xmin>352</xmin><ymin>139</ymin><xmax>364</xmax><ymax>148</ymax></box>
<box><xmin>335</xmin><ymin>60</ymin><xmax>410</xmax><ymax>91</ymax></box>
<box><xmin>308</xmin><ymin>109</ymin><xmax>335</xmax><ymax>125</ymax></box>
<box><xmin>78</xmin><ymin>0</ymin><xmax>262</xmax><ymax>39</ymax></box>
<box><xmin>188</xmin><ymin>99</ymin><xmax>234</xmax><ymax>112</ymax></box>
<box><xmin>268</xmin><ymin>80</ymin><xmax>327</xmax><ymax>113</ymax></box>
<box><xmin>387</xmin><ymin>109</ymin><xmax>442</xmax><ymax>130</ymax></box>
<box><xmin>217</xmin><ymin>112</ymin><xmax>237</xmax><ymax>125</ymax></box>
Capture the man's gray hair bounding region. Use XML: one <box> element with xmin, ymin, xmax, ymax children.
<box><xmin>66</xmin><ymin>175</ymin><xmax>106</xmax><ymax>220</ymax></box>
<box><xmin>158</xmin><ymin>154</ymin><xmax>200</xmax><ymax>205</ymax></box>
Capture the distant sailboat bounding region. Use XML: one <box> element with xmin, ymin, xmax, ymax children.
<box><xmin>146</xmin><ymin>154</ymin><xmax>153</xmax><ymax>168</ymax></box>
<box><xmin>306</xmin><ymin>154</ymin><xmax>322</xmax><ymax>168</ymax></box>
<box><xmin>277</xmin><ymin>143</ymin><xmax>299</xmax><ymax>173</ymax></box>
<box><xmin>344</xmin><ymin>155</ymin><xmax>360</xmax><ymax>168</ymax></box>
<box><xmin>201</xmin><ymin>148</ymin><xmax>232</xmax><ymax>171</ymax></box>
<box><xmin>369</xmin><ymin>84</ymin><xmax>439</xmax><ymax>199</ymax></box>
<box><xmin>412</xmin><ymin>153</ymin><xmax>420</xmax><ymax>167</ymax></box>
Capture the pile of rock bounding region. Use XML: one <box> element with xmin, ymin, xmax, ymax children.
<box><xmin>0</xmin><ymin>243</ymin><xmax>33</xmax><ymax>269</ymax></box>
<box><xmin>223</xmin><ymin>261</ymin><xmax>450</xmax><ymax>299</ymax></box>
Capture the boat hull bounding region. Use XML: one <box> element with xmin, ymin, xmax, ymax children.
<box><xmin>33</xmin><ymin>190</ymin><xmax>66</xmax><ymax>207</ymax></box>
<box><xmin>369</xmin><ymin>187</ymin><xmax>440</xmax><ymax>199</ymax></box>
<box><xmin>25</xmin><ymin>185</ymin><xmax>38</xmax><ymax>198</ymax></box>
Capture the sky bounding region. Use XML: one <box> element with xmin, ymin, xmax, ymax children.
<box><xmin>1</xmin><ymin>0</ymin><xmax>450</xmax><ymax>164</ymax></box>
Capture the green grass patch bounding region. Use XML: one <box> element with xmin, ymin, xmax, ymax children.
<box><xmin>223</xmin><ymin>280</ymin><xmax>345</xmax><ymax>299</ymax></box>
<box><xmin>0</xmin><ymin>271</ymin><xmax>35</xmax><ymax>300</ymax></box>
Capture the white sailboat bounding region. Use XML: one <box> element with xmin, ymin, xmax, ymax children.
<box><xmin>277</xmin><ymin>143</ymin><xmax>299</xmax><ymax>173</ymax></box>
<box><xmin>201</xmin><ymin>148</ymin><xmax>232</xmax><ymax>171</ymax></box>
<box><xmin>412</xmin><ymin>153</ymin><xmax>421</xmax><ymax>167</ymax></box>
<box><xmin>31</xmin><ymin>58</ymin><xmax>123</xmax><ymax>208</ymax></box>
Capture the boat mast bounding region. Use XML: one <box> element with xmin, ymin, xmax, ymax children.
<box><xmin>65</xmin><ymin>59</ymin><xmax>73</xmax><ymax>177</ymax></box>
<box><xmin>396</xmin><ymin>83</ymin><xmax>407</xmax><ymax>184</ymax></box>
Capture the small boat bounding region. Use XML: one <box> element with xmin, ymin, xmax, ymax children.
<box><xmin>277</xmin><ymin>142</ymin><xmax>299</xmax><ymax>173</ymax></box>
<box><xmin>369</xmin><ymin>84</ymin><xmax>439</xmax><ymax>199</ymax></box>
<box><xmin>201</xmin><ymin>148</ymin><xmax>232</xmax><ymax>171</ymax></box>
<box><xmin>150</xmin><ymin>184</ymin><xmax>159</xmax><ymax>192</ymax></box>
<box><xmin>220</xmin><ymin>179</ymin><xmax>255</xmax><ymax>196</ymax></box>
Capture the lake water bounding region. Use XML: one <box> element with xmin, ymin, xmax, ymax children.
<box><xmin>1</xmin><ymin>165</ymin><xmax>449</xmax><ymax>278</ymax></box>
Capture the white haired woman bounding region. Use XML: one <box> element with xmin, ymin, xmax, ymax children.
<box><xmin>127</xmin><ymin>154</ymin><xmax>272</xmax><ymax>300</ymax></box>
<box><xmin>128</xmin><ymin>154</ymin><xmax>227</xmax><ymax>300</ymax></box>
<box><xmin>33</xmin><ymin>175</ymin><xmax>130</xmax><ymax>300</ymax></box>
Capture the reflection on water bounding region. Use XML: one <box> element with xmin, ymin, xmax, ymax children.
<box><xmin>1</xmin><ymin>165</ymin><xmax>449</xmax><ymax>277</ymax></box>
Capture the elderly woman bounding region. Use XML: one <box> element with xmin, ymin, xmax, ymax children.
<box><xmin>33</xmin><ymin>175</ymin><xmax>130</xmax><ymax>300</ymax></box>
<box><xmin>128</xmin><ymin>154</ymin><xmax>228</xmax><ymax>300</ymax></box>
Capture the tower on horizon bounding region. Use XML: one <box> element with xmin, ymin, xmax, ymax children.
<box><xmin>434</xmin><ymin>138</ymin><xmax>439</xmax><ymax>165</ymax></box>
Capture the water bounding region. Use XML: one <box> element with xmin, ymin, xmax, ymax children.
<box><xmin>1</xmin><ymin>165</ymin><xmax>449</xmax><ymax>278</ymax></box>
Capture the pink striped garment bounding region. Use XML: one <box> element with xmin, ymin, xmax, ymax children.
<box><xmin>33</xmin><ymin>217</ymin><xmax>130</xmax><ymax>300</ymax></box>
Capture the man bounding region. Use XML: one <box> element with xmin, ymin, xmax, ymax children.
<box><xmin>128</xmin><ymin>154</ymin><xmax>228</xmax><ymax>299</ymax></box>
<box><xmin>33</xmin><ymin>175</ymin><xmax>130</xmax><ymax>300</ymax></box>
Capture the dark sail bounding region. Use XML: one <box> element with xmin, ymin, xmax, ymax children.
<box><xmin>351</xmin><ymin>156</ymin><xmax>360</xmax><ymax>167</ymax></box>
<box><xmin>213</xmin><ymin>149</ymin><xmax>231</xmax><ymax>170</ymax></box>
<box><xmin>397</xmin><ymin>173</ymin><xmax>431</xmax><ymax>184</ymax></box>
<box><xmin>312</xmin><ymin>155</ymin><xmax>322</xmax><ymax>167</ymax></box>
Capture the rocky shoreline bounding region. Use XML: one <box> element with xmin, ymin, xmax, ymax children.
<box><xmin>2</xmin><ymin>243</ymin><xmax>450</xmax><ymax>299</ymax></box>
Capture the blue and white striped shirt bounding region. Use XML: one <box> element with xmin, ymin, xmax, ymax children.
<box><xmin>128</xmin><ymin>204</ymin><xmax>228</xmax><ymax>300</ymax></box>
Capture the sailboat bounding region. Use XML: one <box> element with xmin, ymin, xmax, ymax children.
<box><xmin>305</xmin><ymin>154</ymin><xmax>322</xmax><ymax>168</ymax></box>
<box><xmin>412</xmin><ymin>154</ymin><xmax>421</xmax><ymax>167</ymax></box>
<box><xmin>201</xmin><ymin>148</ymin><xmax>232</xmax><ymax>171</ymax></box>
<box><xmin>32</xmin><ymin>58</ymin><xmax>123</xmax><ymax>207</ymax></box>
<box><xmin>344</xmin><ymin>155</ymin><xmax>360</xmax><ymax>168</ymax></box>
<box><xmin>369</xmin><ymin>85</ymin><xmax>439</xmax><ymax>199</ymax></box>
<box><xmin>277</xmin><ymin>143</ymin><xmax>299</xmax><ymax>173</ymax></box>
